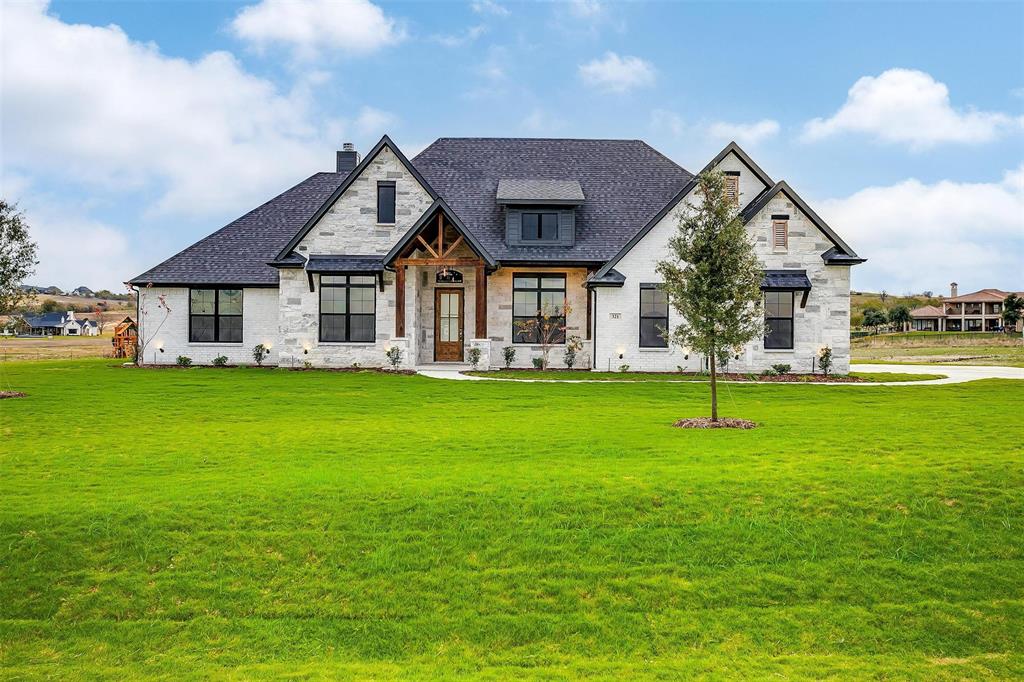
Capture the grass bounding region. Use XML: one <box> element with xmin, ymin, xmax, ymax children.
<box><xmin>466</xmin><ymin>370</ymin><xmax>947</xmax><ymax>383</ymax></box>
<box><xmin>1</xmin><ymin>359</ymin><xmax>1023</xmax><ymax>679</ymax></box>
<box><xmin>0</xmin><ymin>334</ymin><xmax>114</xmax><ymax>362</ymax></box>
<box><xmin>852</xmin><ymin>332</ymin><xmax>1024</xmax><ymax>367</ymax></box>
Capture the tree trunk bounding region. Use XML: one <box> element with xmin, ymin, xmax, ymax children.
<box><xmin>709</xmin><ymin>348</ymin><xmax>718</xmax><ymax>421</ymax></box>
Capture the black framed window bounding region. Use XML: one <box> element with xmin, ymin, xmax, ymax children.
<box><xmin>377</xmin><ymin>182</ymin><xmax>396</xmax><ymax>224</ymax></box>
<box><xmin>189</xmin><ymin>288</ymin><xmax>243</xmax><ymax>343</ymax></box>
<box><xmin>320</xmin><ymin>275</ymin><xmax>376</xmax><ymax>342</ymax></box>
<box><xmin>764</xmin><ymin>291</ymin><xmax>794</xmax><ymax>349</ymax></box>
<box><xmin>512</xmin><ymin>274</ymin><xmax>566</xmax><ymax>343</ymax></box>
<box><xmin>640</xmin><ymin>284</ymin><xmax>669</xmax><ymax>348</ymax></box>
<box><xmin>522</xmin><ymin>212</ymin><xmax>558</xmax><ymax>241</ymax></box>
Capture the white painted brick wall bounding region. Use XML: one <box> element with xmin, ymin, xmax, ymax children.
<box><xmin>137</xmin><ymin>287</ymin><xmax>280</xmax><ymax>365</ymax></box>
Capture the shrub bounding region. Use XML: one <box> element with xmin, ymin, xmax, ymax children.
<box><xmin>618</xmin><ymin>364</ymin><xmax>630</xmax><ymax>373</ymax></box>
<box><xmin>532</xmin><ymin>357</ymin><xmax>544</xmax><ymax>369</ymax></box>
<box><xmin>467</xmin><ymin>347</ymin><xmax>482</xmax><ymax>369</ymax></box>
<box><xmin>771</xmin><ymin>363</ymin><xmax>791</xmax><ymax>374</ymax></box>
<box><xmin>212</xmin><ymin>355</ymin><xmax>228</xmax><ymax>367</ymax></box>
<box><xmin>302</xmin><ymin>360</ymin><xmax>313</xmax><ymax>369</ymax></box>
<box><xmin>175</xmin><ymin>355</ymin><xmax>192</xmax><ymax>367</ymax></box>
<box><xmin>252</xmin><ymin>344</ymin><xmax>268</xmax><ymax>366</ymax></box>
<box><xmin>502</xmin><ymin>346</ymin><xmax>516</xmax><ymax>369</ymax></box>
<box><xmin>818</xmin><ymin>346</ymin><xmax>833</xmax><ymax>376</ymax></box>
<box><xmin>385</xmin><ymin>345</ymin><xmax>403</xmax><ymax>369</ymax></box>
<box><xmin>563</xmin><ymin>335</ymin><xmax>583</xmax><ymax>369</ymax></box>
<box><xmin>761</xmin><ymin>367</ymin><xmax>779</xmax><ymax>376</ymax></box>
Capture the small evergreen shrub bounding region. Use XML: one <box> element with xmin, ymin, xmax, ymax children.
<box><xmin>468</xmin><ymin>347</ymin><xmax>482</xmax><ymax>369</ymax></box>
<box><xmin>563</xmin><ymin>335</ymin><xmax>583</xmax><ymax>369</ymax></box>
<box><xmin>385</xmin><ymin>345</ymin><xmax>403</xmax><ymax>369</ymax></box>
<box><xmin>532</xmin><ymin>357</ymin><xmax>544</xmax><ymax>369</ymax></box>
<box><xmin>252</xmin><ymin>344</ymin><xmax>268</xmax><ymax>366</ymax></box>
<box><xmin>771</xmin><ymin>363</ymin><xmax>791</xmax><ymax>374</ymax></box>
<box><xmin>175</xmin><ymin>355</ymin><xmax>192</xmax><ymax>367</ymax></box>
<box><xmin>818</xmin><ymin>346</ymin><xmax>833</xmax><ymax>376</ymax></box>
<box><xmin>212</xmin><ymin>355</ymin><xmax>228</xmax><ymax>367</ymax></box>
<box><xmin>502</xmin><ymin>346</ymin><xmax>516</xmax><ymax>369</ymax></box>
<box><xmin>618</xmin><ymin>364</ymin><xmax>630</xmax><ymax>373</ymax></box>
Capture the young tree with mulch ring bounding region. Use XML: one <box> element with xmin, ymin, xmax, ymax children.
<box><xmin>656</xmin><ymin>170</ymin><xmax>764</xmax><ymax>425</ymax></box>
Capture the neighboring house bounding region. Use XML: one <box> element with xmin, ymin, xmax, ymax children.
<box><xmin>129</xmin><ymin>136</ymin><xmax>865</xmax><ymax>372</ymax></box>
<box><xmin>21</xmin><ymin>310</ymin><xmax>93</xmax><ymax>336</ymax></box>
<box><xmin>910</xmin><ymin>283</ymin><xmax>1024</xmax><ymax>332</ymax></box>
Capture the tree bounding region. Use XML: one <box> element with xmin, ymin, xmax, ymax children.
<box><xmin>879</xmin><ymin>290</ymin><xmax>889</xmax><ymax>304</ymax></box>
<box><xmin>888</xmin><ymin>304</ymin><xmax>911</xmax><ymax>331</ymax></box>
<box><xmin>863</xmin><ymin>307</ymin><xmax>887</xmax><ymax>332</ymax></box>
<box><xmin>514</xmin><ymin>301</ymin><xmax>572</xmax><ymax>370</ymax></box>
<box><xmin>0</xmin><ymin>201</ymin><xmax>39</xmax><ymax>314</ymax></box>
<box><xmin>1003</xmin><ymin>293</ymin><xmax>1024</xmax><ymax>330</ymax></box>
<box><xmin>39</xmin><ymin>298</ymin><xmax>59</xmax><ymax>313</ymax></box>
<box><xmin>656</xmin><ymin>170</ymin><xmax>764</xmax><ymax>422</ymax></box>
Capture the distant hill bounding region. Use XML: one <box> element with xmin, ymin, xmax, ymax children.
<box><xmin>21</xmin><ymin>284</ymin><xmax>132</xmax><ymax>301</ymax></box>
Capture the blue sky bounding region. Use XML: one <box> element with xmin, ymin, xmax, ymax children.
<box><xmin>2</xmin><ymin>0</ymin><xmax>1022</xmax><ymax>294</ymax></box>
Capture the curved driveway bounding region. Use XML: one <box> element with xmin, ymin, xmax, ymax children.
<box><xmin>418</xmin><ymin>363</ymin><xmax>1024</xmax><ymax>386</ymax></box>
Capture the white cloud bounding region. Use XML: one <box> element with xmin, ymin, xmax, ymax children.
<box><xmin>650</xmin><ymin>109</ymin><xmax>685</xmax><ymax>138</ymax></box>
<box><xmin>708</xmin><ymin>119</ymin><xmax>780</xmax><ymax>145</ymax></box>
<box><xmin>803</xmin><ymin>68</ymin><xmax>1022</xmax><ymax>148</ymax></box>
<box><xmin>471</xmin><ymin>0</ymin><xmax>510</xmax><ymax>17</ymax></box>
<box><xmin>579</xmin><ymin>52</ymin><xmax>655</xmax><ymax>93</ymax></box>
<box><xmin>1</xmin><ymin>1</ymin><xmax>335</xmax><ymax>218</ymax></box>
<box><xmin>818</xmin><ymin>167</ymin><xmax>1024</xmax><ymax>293</ymax></box>
<box><xmin>432</xmin><ymin>24</ymin><xmax>486</xmax><ymax>48</ymax></box>
<box><xmin>521</xmin><ymin>108</ymin><xmax>564</xmax><ymax>135</ymax></box>
<box><xmin>568</xmin><ymin>0</ymin><xmax>605</xmax><ymax>18</ymax></box>
<box><xmin>230</xmin><ymin>0</ymin><xmax>404</xmax><ymax>59</ymax></box>
<box><xmin>353</xmin><ymin>106</ymin><xmax>397</xmax><ymax>137</ymax></box>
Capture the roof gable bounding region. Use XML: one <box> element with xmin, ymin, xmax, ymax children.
<box><xmin>275</xmin><ymin>135</ymin><xmax>438</xmax><ymax>262</ymax></box>
<box><xmin>594</xmin><ymin>141</ymin><xmax>773</xmax><ymax>279</ymax></box>
<box><xmin>384</xmin><ymin>198</ymin><xmax>496</xmax><ymax>267</ymax></box>
<box><xmin>741</xmin><ymin>181</ymin><xmax>860</xmax><ymax>259</ymax></box>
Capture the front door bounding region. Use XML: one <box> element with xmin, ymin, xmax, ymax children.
<box><xmin>434</xmin><ymin>288</ymin><xmax>464</xmax><ymax>361</ymax></box>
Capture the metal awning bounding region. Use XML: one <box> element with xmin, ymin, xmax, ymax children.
<box><xmin>304</xmin><ymin>255</ymin><xmax>385</xmax><ymax>292</ymax></box>
<box><xmin>762</xmin><ymin>270</ymin><xmax>812</xmax><ymax>307</ymax></box>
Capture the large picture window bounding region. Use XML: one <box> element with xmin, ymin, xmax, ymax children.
<box><xmin>320</xmin><ymin>275</ymin><xmax>376</xmax><ymax>342</ymax></box>
<box><xmin>522</xmin><ymin>212</ymin><xmax>558</xmax><ymax>241</ymax></box>
<box><xmin>189</xmin><ymin>288</ymin><xmax>243</xmax><ymax>343</ymax></box>
<box><xmin>639</xmin><ymin>284</ymin><xmax>669</xmax><ymax>348</ymax></box>
<box><xmin>764</xmin><ymin>291</ymin><xmax>794</xmax><ymax>349</ymax></box>
<box><xmin>512</xmin><ymin>274</ymin><xmax>566</xmax><ymax>344</ymax></box>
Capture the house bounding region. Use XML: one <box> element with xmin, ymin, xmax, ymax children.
<box><xmin>910</xmin><ymin>283</ymin><xmax>1023</xmax><ymax>332</ymax></box>
<box><xmin>128</xmin><ymin>136</ymin><xmax>865</xmax><ymax>372</ymax></box>
<box><xmin>22</xmin><ymin>310</ymin><xmax>86</xmax><ymax>336</ymax></box>
<box><xmin>79</xmin><ymin>318</ymin><xmax>100</xmax><ymax>336</ymax></box>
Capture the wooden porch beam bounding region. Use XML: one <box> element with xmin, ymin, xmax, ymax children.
<box><xmin>416</xmin><ymin>235</ymin><xmax>439</xmax><ymax>258</ymax></box>
<box><xmin>394</xmin><ymin>257</ymin><xmax>483</xmax><ymax>267</ymax></box>
<box><xmin>475</xmin><ymin>263</ymin><xmax>487</xmax><ymax>339</ymax></box>
<box><xmin>442</xmin><ymin>235</ymin><xmax>464</xmax><ymax>258</ymax></box>
<box><xmin>437</xmin><ymin>214</ymin><xmax>444</xmax><ymax>257</ymax></box>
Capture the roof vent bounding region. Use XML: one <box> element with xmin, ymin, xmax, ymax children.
<box><xmin>336</xmin><ymin>143</ymin><xmax>360</xmax><ymax>174</ymax></box>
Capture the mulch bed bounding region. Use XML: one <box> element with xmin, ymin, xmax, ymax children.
<box><xmin>673</xmin><ymin>417</ymin><xmax>758</xmax><ymax>429</ymax></box>
<box><xmin>0</xmin><ymin>391</ymin><xmax>27</xmax><ymax>399</ymax></box>
<box><xmin>289</xmin><ymin>367</ymin><xmax>417</xmax><ymax>375</ymax></box>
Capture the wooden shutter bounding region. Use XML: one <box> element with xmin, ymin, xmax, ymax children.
<box><xmin>772</xmin><ymin>220</ymin><xmax>788</xmax><ymax>249</ymax></box>
<box><xmin>725</xmin><ymin>175</ymin><xmax>739</xmax><ymax>205</ymax></box>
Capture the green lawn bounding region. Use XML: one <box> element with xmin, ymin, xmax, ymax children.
<box><xmin>2</xmin><ymin>359</ymin><xmax>1023</xmax><ymax>679</ymax></box>
<box><xmin>466</xmin><ymin>370</ymin><xmax>947</xmax><ymax>383</ymax></box>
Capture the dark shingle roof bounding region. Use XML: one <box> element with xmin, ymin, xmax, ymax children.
<box><xmin>24</xmin><ymin>312</ymin><xmax>67</xmax><ymax>328</ymax></box>
<box><xmin>305</xmin><ymin>255</ymin><xmax>385</xmax><ymax>273</ymax></box>
<box><xmin>129</xmin><ymin>172</ymin><xmax>347</xmax><ymax>286</ymax></box>
<box><xmin>762</xmin><ymin>270</ymin><xmax>812</xmax><ymax>290</ymax></box>
<box><xmin>496</xmin><ymin>178</ymin><xmax>585</xmax><ymax>204</ymax></box>
<box><xmin>412</xmin><ymin>138</ymin><xmax>693</xmax><ymax>261</ymax></box>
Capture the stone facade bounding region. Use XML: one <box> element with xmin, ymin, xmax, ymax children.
<box><xmin>136</xmin><ymin>145</ymin><xmax>855</xmax><ymax>373</ymax></box>
<box><xmin>594</xmin><ymin>150</ymin><xmax>852</xmax><ymax>374</ymax></box>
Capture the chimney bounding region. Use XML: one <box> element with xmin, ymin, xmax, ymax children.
<box><xmin>950</xmin><ymin>282</ymin><xmax>958</xmax><ymax>298</ymax></box>
<box><xmin>336</xmin><ymin>142</ymin><xmax>360</xmax><ymax>174</ymax></box>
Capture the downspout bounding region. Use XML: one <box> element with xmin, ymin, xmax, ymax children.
<box><xmin>591</xmin><ymin>287</ymin><xmax>598</xmax><ymax>373</ymax></box>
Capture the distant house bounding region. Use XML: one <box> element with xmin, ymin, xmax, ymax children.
<box><xmin>21</xmin><ymin>310</ymin><xmax>92</xmax><ymax>336</ymax></box>
<box><xmin>910</xmin><ymin>283</ymin><xmax>1023</xmax><ymax>332</ymax></box>
<box><xmin>71</xmin><ymin>286</ymin><xmax>95</xmax><ymax>297</ymax></box>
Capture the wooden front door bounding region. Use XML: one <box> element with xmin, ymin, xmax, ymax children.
<box><xmin>434</xmin><ymin>288</ymin><xmax>464</xmax><ymax>361</ymax></box>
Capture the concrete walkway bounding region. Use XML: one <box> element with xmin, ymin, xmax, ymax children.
<box><xmin>417</xmin><ymin>363</ymin><xmax>1024</xmax><ymax>386</ymax></box>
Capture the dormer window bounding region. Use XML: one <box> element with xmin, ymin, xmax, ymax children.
<box><xmin>522</xmin><ymin>212</ymin><xmax>559</xmax><ymax>241</ymax></box>
<box><xmin>724</xmin><ymin>172</ymin><xmax>740</xmax><ymax>206</ymax></box>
